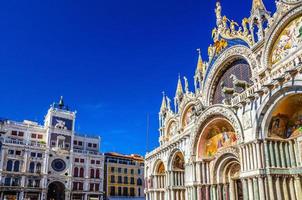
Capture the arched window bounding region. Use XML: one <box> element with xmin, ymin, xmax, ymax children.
<box><xmin>137</xmin><ymin>178</ymin><xmax>142</xmax><ymax>186</ymax></box>
<box><xmin>13</xmin><ymin>160</ymin><xmax>20</xmax><ymax>172</ymax></box>
<box><xmin>36</xmin><ymin>163</ymin><xmax>41</xmax><ymax>173</ymax></box>
<box><xmin>79</xmin><ymin>168</ymin><xmax>84</xmax><ymax>177</ymax></box>
<box><xmin>90</xmin><ymin>169</ymin><xmax>95</xmax><ymax>178</ymax></box>
<box><xmin>74</xmin><ymin>167</ymin><xmax>79</xmax><ymax>177</ymax></box>
<box><xmin>96</xmin><ymin>169</ymin><xmax>100</xmax><ymax>178</ymax></box>
<box><xmin>29</xmin><ymin>162</ymin><xmax>35</xmax><ymax>173</ymax></box>
<box><xmin>6</xmin><ymin>160</ymin><xmax>13</xmax><ymax>171</ymax></box>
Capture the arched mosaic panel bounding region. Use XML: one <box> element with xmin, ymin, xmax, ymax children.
<box><xmin>182</xmin><ymin>106</ymin><xmax>194</xmax><ymax>128</ymax></box>
<box><xmin>197</xmin><ymin>118</ymin><xmax>238</xmax><ymax>158</ymax></box>
<box><xmin>268</xmin><ymin>94</ymin><xmax>302</xmax><ymax>139</ymax></box>
<box><xmin>271</xmin><ymin>15</ymin><xmax>302</xmax><ymax>65</ymax></box>
<box><xmin>167</xmin><ymin>121</ymin><xmax>177</xmax><ymax>137</ymax></box>
<box><xmin>212</xmin><ymin>59</ymin><xmax>251</xmax><ymax>104</ymax></box>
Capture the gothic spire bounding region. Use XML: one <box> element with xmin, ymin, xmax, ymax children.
<box><xmin>249</xmin><ymin>0</ymin><xmax>270</xmax><ymax>42</ymax></box>
<box><xmin>175</xmin><ymin>74</ymin><xmax>183</xmax><ymax>98</ymax></box>
<box><xmin>160</xmin><ymin>92</ymin><xmax>167</xmax><ymax>113</ymax></box>
<box><xmin>251</xmin><ymin>0</ymin><xmax>267</xmax><ymax>13</ymax></box>
<box><xmin>195</xmin><ymin>49</ymin><xmax>204</xmax><ymax>74</ymax></box>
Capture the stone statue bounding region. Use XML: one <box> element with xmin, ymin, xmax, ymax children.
<box><xmin>215</xmin><ymin>1</ymin><xmax>222</xmax><ymax>26</ymax></box>
<box><xmin>166</xmin><ymin>96</ymin><xmax>171</xmax><ymax>111</ymax></box>
<box><xmin>184</xmin><ymin>76</ymin><xmax>189</xmax><ymax>93</ymax></box>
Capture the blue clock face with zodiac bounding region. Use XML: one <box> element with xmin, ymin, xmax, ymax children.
<box><xmin>51</xmin><ymin>159</ymin><xmax>66</xmax><ymax>172</ymax></box>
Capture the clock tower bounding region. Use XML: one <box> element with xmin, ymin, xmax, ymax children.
<box><xmin>43</xmin><ymin>97</ymin><xmax>76</xmax><ymax>199</ymax></box>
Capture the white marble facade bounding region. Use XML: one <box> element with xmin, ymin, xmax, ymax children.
<box><xmin>0</xmin><ymin>98</ymin><xmax>104</xmax><ymax>200</ymax></box>
<box><xmin>145</xmin><ymin>1</ymin><xmax>302</xmax><ymax>200</ymax></box>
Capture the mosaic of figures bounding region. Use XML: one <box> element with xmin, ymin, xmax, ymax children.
<box><xmin>198</xmin><ymin>119</ymin><xmax>238</xmax><ymax>158</ymax></box>
<box><xmin>269</xmin><ymin>94</ymin><xmax>302</xmax><ymax>139</ymax></box>
<box><xmin>271</xmin><ymin>15</ymin><xmax>302</xmax><ymax>65</ymax></box>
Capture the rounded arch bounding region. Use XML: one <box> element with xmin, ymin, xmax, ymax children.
<box><xmin>168</xmin><ymin>149</ymin><xmax>185</xmax><ymax>171</ymax></box>
<box><xmin>180</xmin><ymin>102</ymin><xmax>195</xmax><ymax>128</ymax></box>
<box><xmin>263</xmin><ymin>5</ymin><xmax>302</xmax><ymax>69</ymax></box>
<box><xmin>196</xmin><ymin>118</ymin><xmax>238</xmax><ymax>159</ymax></box>
<box><xmin>257</xmin><ymin>85</ymin><xmax>302</xmax><ymax>139</ymax></box>
<box><xmin>152</xmin><ymin>159</ymin><xmax>166</xmax><ymax>175</ymax></box>
<box><xmin>190</xmin><ymin>105</ymin><xmax>244</xmax><ymax>158</ymax></box>
<box><xmin>203</xmin><ymin>45</ymin><xmax>255</xmax><ymax>105</ymax></box>
<box><xmin>165</xmin><ymin>119</ymin><xmax>178</xmax><ymax>138</ymax></box>
<box><xmin>212</xmin><ymin>152</ymin><xmax>240</xmax><ymax>184</ymax></box>
<box><xmin>47</xmin><ymin>181</ymin><xmax>65</xmax><ymax>200</ymax></box>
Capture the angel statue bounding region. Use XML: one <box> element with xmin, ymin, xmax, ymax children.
<box><xmin>241</xmin><ymin>18</ymin><xmax>249</xmax><ymax>35</ymax></box>
<box><xmin>208</xmin><ymin>44</ymin><xmax>215</xmax><ymax>59</ymax></box>
<box><xmin>230</xmin><ymin>20</ymin><xmax>239</xmax><ymax>34</ymax></box>
<box><xmin>212</xmin><ymin>28</ymin><xmax>219</xmax><ymax>42</ymax></box>
<box><xmin>215</xmin><ymin>1</ymin><xmax>222</xmax><ymax>26</ymax></box>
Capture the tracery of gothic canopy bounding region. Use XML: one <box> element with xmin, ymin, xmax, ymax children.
<box><xmin>271</xmin><ymin>15</ymin><xmax>302</xmax><ymax>66</ymax></box>
<box><xmin>197</xmin><ymin>118</ymin><xmax>238</xmax><ymax>158</ymax></box>
<box><xmin>211</xmin><ymin>59</ymin><xmax>252</xmax><ymax>104</ymax></box>
<box><xmin>182</xmin><ymin>105</ymin><xmax>194</xmax><ymax>128</ymax></box>
<box><xmin>268</xmin><ymin>94</ymin><xmax>302</xmax><ymax>139</ymax></box>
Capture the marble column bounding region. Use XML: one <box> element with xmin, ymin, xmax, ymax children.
<box><xmin>229</xmin><ymin>180</ymin><xmax>235</xmax><ymax>200</ymax></box>
<box><xmin>258</xmin><ymin>176</ymin><xmax>265</xmax><ymax>200</ymax></box>
<box><xmin>275</xmin><ymin>177</ymin><xmax>282</xmax><ymax>200</ymax></box>
<box><xmin>269</xmin><ymin>141</ymin><xmax>275</xmax><ymax>167</ymax></box>
<box><xmin>274</xmin><ymin>142</ymin><xmax>280</xmax><ymax>167</ymax></box>
<box><xmin>246</xmin><ymin>146</ymin><xmax>251</xmax><ymax>170</ymax></box>
<box><xmin>289</xmin><ymin>177</ymin><xmax>296</xmax><ymax>200</ymax></box>
<box><xmin>253</xmin><ymin>178</ymin><xmax>259</xmax><ymax>200</ymax></box>
<box><xmin>289</xmin><ymin>141</ymin><xmax>296</xmax><ymax>167</ymax></box>
<box><xmin>248</xmin><ymin>178</ymin><xmax>254</xmax><ymax>200</ymax></box>
<box><xmin>240</xmin><ymin>147</ymin><xmax>244</xmax><ymax>171</ymax></box>
<box><xmin>268</xmin><ymin>175</ymin><xmax>275</xmax><ymax>200</ymax></box>
<box><xmin>282</xmin><ymin>177</ymin><xmax>289</xmax><ymax>200</ymax></box>
<box><xmin>253</xmin><ymin>143</ymin><xmax>258</xmax><ymax>169</ymax></box>
<box><xmin>294</xmin><ymin>176</ymin><xmax>302</xmax><ymax>200</ymax></box>
<box><xmin>285</xmin><ymin>143</ymin><xmax>291</xmax><ymax>167</ymax></box>
<box><xmin>280</xmin><ymin>142</ymin><xmax>285</xmax><ymax>168</ymax></box>
<box><xmin>256</xmin><ymin>142</ymin><xmax>262</xmax><ymax>168</ymax></box>
<box><xmin>242</xmin><ymin>179</ymin><xmax>248</xmax><ymax>200</ymax></box>
<box><xmin>264</xmin><ymin>141</ymin><xmax>270</xmax><ymax>167</ymax></box>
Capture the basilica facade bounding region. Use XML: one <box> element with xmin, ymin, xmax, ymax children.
<box><xmin>145</xmin><ymin>0</ymin><xmax>302</xmax><ymax>200</ymax></box>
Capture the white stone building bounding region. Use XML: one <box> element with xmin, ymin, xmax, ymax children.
<box><xmin>0</xmin><ymin>97</ymin><xmax>104</xmax><ymax>200</ymax></box>
<box><xmin>145</xmin><ymin>0</ymin><xmax>302</xmax><ymax>200</ymax></box>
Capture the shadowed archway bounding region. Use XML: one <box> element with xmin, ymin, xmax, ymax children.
<box><xmin>47</xmin><ymin>181</ymin><xmax>65</xmax><ymax>200</ymax></box>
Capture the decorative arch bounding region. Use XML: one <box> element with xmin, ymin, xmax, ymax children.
<box><xmin>168</xmin><ymin>149</ymin><xmax>185</xmax><ymax>171</ymax></box>
<box><xmin>263</xmin><ymin>5</ymin><xmax>302</xmax><ymax>70</ymax></box>
<box><xmin>47</xmin><ymin>181</ymin><xmax>65</xmax><ymax>200</ymax></box>
<box><xmin>196</xmin><ymin>118</ymin><xmax>238</xmax><ymax>159</ymax></box>
<box><xmin>257</xmin><ymin>85</ymin><xmax>302</xmax><ymax>139</ymax></box>
<box><xmin>203</xmin><ymin>45</ymin><xmax>255</xmax><ymax>106</ymax></box>
<box><xmin>153</xmin><ymin>159</ymin><xmax>166</xmax><ymax>175</ymax></box>
<box><xmin>180</xmin><ymin>102</ymin><xmax>195</xmax><ymax>128</ymax></box>
<box><xmin>212</xmin><ymin>151</ymin><xmax>240</xmax><ymax>184</ymax></box>
<box><xmin>165</xmin><ymin>119</ymin><xmax>178</xmax><ymax>139</ymax></box>
<box><xmin>190</xmin><ymin>105</ymin><xmax>244</xmax><ymax>158</ymax></box>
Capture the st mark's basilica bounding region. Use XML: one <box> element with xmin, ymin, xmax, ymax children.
<box><xmin>145</xmin><ymin>0</ymin><xmax>302</xmax><ymax>200</ymax></box>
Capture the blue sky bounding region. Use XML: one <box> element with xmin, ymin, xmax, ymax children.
<box><xmin>0</xmin><ymin>0</ymin><xmax>275</xmax><ymax>155</ymax></box>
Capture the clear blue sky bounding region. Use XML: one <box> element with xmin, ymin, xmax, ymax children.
<box><xmin>0</xmin><ymin>0</ymin><xmax>275</xmax><ymax>156</ymax></box>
